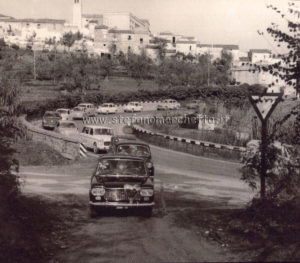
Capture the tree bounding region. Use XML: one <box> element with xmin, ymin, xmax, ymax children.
<box><xmin>61</xmin><ymin>31</ymin><xmax>83</xmax><ymax>51</ymax></box>
<box><xmin>241</xmin><ymin>1</ymin><xmax>300</xmax><ymax>201</ymax></box>
<box><xmin>151</xmin><ymin>37</ymin><xmax>168</xmax><ymax>62</ymax></box>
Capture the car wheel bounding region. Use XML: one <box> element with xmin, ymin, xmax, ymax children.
<box><xmin>90</xmin><ymin>206</ymin><xmax>99</xmax><ymax>218</ymax></box>
<box><xmin>141</xmin><ymin>207</ymin><xmax>152</xmax><ymax>217</ymax></box>
<box><xmin>93</xmin><ymin>143</ymin><xmax>98</xmax><ymax>154</ymax></box>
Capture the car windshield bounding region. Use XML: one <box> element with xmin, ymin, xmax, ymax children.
<box><xmin>94</xmin><ymin>128</ymin><xmax>113</xmax><ymax>135</ymax></box>
<box><xmin>60</xmin><ymin>122</ymin><xmax>76</xmax><ymax>129</ymax></box>
<box><xmin>96</xmin><ymin>159</ymin><xmax>146</xmax><ymax>176</ymax></box>
<box><xmin>73</xmin><ymin>107</ymin><xmax>82</xmax><ymax>112</ymax></box>
<box><xmin>117</xmin><ymin>145</ymin><xmax>150</xmax><ymax>157</ymax></box>
<box><xmin>44</xmin><ymin>112</ymin><xmax>60</xmax><ymax>118</ymax></box>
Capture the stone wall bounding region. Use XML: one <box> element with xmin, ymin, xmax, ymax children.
<box><xmin>19</xmin><ymin>116</ymin><xmax>80</xmax><ymax>160</ymax></box>
<box><xmin>132</xmin><ymin>125</ymin><xmax>245</xmax><ymax>162</ymax></box>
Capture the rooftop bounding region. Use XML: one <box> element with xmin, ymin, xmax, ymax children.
<box><xmin>249</xmin><ymin>49</ymin><xmax>271</xmax><ymax>54</ymax></box>
<box><xmin>82</xmin><ymin>14</ymin><xmax>103</xmax><ymax>18</ymax></box>
<box><xmin>95</xmin><ymin>25</ymin><xmax>109</xmax><ymax>30</ymax></box>
<box><xmin>3</xmin><ymin>18</ymin><xmax>65</xmax><ymax>24</ymax></box>
<box><xmin>108</xmin><ymin>29</ymin><xmax>133</xmax><ymax>34</ymax></box>
<box><xmin>197</xmin><ymin>44</ymin><xmax>239</xmax><ymax>50</ymax></box>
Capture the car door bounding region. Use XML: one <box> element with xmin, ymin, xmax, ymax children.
<box><xmin>81</xmin><ymin>127</ymin><xmax>91</xmax><ymax>147</ymax></box>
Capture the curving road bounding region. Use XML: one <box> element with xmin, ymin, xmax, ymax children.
<box><xmin>20</xmin><ymin>113</ymin><xmax>255</xmax><ymax>262</ymax></box>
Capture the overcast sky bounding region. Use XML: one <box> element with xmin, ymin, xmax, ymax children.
<box><xmin>0</xmin><ymin>0</ymin><xmax>292</xmax><ymax>51</ymax></box>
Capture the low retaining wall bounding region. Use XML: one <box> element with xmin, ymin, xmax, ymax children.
<box><xmin>132</xmin><ymin>125</ymin><xmax>246</xmax><ymax>161</ymax></box>
<box><xmin>19</xmin><ymin>116</ymin><xmax>80</xmax><ymax>160</ymax></box>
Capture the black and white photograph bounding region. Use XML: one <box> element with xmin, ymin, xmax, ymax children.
<box><xmin>0</xmin><ymin>0</ymin><xmax>299</xmax><ymax>262</ymax></box>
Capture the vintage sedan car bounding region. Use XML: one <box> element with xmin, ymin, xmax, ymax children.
<box><xmin>157</xmin><ymin>99</ymin><xmax>180</xmax><ymax>110</ymax></box>
<box><xmin>80</xmin><ymin>125</ymin><xmax>114</xmax><ymax>153</ymax></box>
<box><xmin>109</xmin><ymin>135</ymin><xmax>136</xmax><ymax>151</ymax></box>
<box><xmin>78</xmin><ymin>103</ymin><xmax>96</xmax><ymax>116</ymax></box>
<box><xmin>97</xmin><ymin>103</ymin><xmax>118</xmax><ymax>114</ymax></box>
<box><xmin>186</xmin><ymin>100</ymin><xmax>201</xmax><ymax>110</ymax></box>
<box><xmin>110</xmin><ymin>141</ymin><xmax>154</xmax><ymax>176</ymax></box>
<box><xmin>55</xmin><ymin>121</ymin><xmax>78</xmax><ymax>136</ymax></box>
<box><xmin>42</xmin><ymin>111</ymin><xmax>61</xmax><ymax>130</ymax></box>
<box><xmin>69</xmin><ymin>107</ymin><xmax>85</xmax><ymax>120</ymax></box>
<box><xmin>124</xmin><ymin>102</ymin><xmax>143</xmax><ymax>112</ymax></box>
<box><xmin>89</xmin><ymin>156</ymin><xmax>154</xmax><ymax>216</ymax></box>
<box><xmin>56</xmin><ymin>108</ymin><xmax>70</xmax><ymax>120</ymax></box>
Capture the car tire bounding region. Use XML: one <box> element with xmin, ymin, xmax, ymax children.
<box><xmin>89</xmin><ymin>206</ymin><xmax>99</xmax><ymax>218</ymax></box>
<box><xmin>93</xmin><ymin>143</ymin><xmax>98</xmax><ymax>154</ymax></box>
<box><xmin>141</xmin><ymin>207</ymin><xmax>152</xmax><ymax>217</ymax></box>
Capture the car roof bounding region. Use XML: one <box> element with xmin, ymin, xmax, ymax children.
<box><xmin>44</xmin><ymin>111</ymin><xmax>57</xmax><ymax>114</ymax></box>
<box><xmin>98</xmin><ymin>155</ymin><xmax>145</xmax><ymax>161</ymax></box>
<box><xmin>56</xmin><ymin>108</ymin><xmax>69</xmax><ymax>111</ymax></box>
<box><xmin>83</xmin><ymin>125</ymin><xmax>112</xmax><ymax>129</ymax></box>
<box><xmin>102</xmin><ymin>103</ymin><xmax>115</xmax><ymax>105</ymax></box>
<box><xmin>78</xmin><ymin>103</ymin><xmax>94</xmax><ymax>106</ymax></box>
<box><xmin>128</xmin><ymin>101</ymin><xmax>141</xmax><ymax>104</ymax></box>
<box><xmin>58</xmin><ymin>120</ymin><xmax>76</xmax><ymax>124</ymax></box>
<box><xmin>116</xmin><ymin>141</ymin><xmax>150</xmax><ymax>147</ymax></box>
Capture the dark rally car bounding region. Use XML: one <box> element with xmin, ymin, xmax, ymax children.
<box><xmin>42</xmin><ymin>111</ymin><xmax>61</xmax><ymax>130</ymax></box>
<box><xmin>110</xmin><ymin>140</ymin><xmax>154</xmax><ymax>176</ymax></box>
<box><xmin>89</xmin><ymin>155</ymin><xmax>154</xmax><ymax>216</ymax></box>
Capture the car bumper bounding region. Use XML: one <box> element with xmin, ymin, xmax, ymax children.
<box><xmin>89</xmin><ymin>201</ymin><xmax>154</xmax><ymax>208</ymax></box>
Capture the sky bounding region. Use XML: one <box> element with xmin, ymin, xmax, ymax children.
<box><xmin>0</xmin><ymin>0</ymin><xmax>293</xmax><ymax>51</ymax></box>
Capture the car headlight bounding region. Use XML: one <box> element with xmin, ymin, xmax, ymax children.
<box><xmin>140</xmin><ymin>189</ymin><xmax>154</xmax><ymax>197</ymax></box>
<box><xmin>146</xmin><ymin>162</ymin><xmax>153</xmax><ymax>169</ymax></box>
<box><xmin>91</xmin><ymin>187</ymin><xmax>105</xmax><ymax>196</ymax></box>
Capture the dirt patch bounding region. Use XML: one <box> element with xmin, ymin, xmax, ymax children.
<box><xmin>12</xmin><ymin>139</ymin><xmax>71</xmax><ymax>166</ymax></box>
<box><xmin>172</xmin><ymin>196</ymin><xmax>300</xmax><ymax>262</ymax></box>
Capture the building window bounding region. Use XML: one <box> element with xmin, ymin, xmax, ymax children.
<box><xmin>140</xmin><ymin>38</ymin><xmax>143</xmax><ymax>44</ymax></box>
<box><xmin>172</xmin><ymin>36</ymin><xmax>176</xmax><ymax>44</ymax></box>
<box><xmin>103</xmin><ymin>44</ymin><xmax>106</xmax><ymax>47</ymax></box>
<box><xmin>37</xmin><ymin>24</ymin><xmax>40</xmax><ymax>28</ymax></box>
<box><xmin>128</xmin><ymin>46</ymin><xmax>131</xmax><ymax>51</ymax></box>
<box><xmin>189</xmin><ymin>45</ymin><xmax>192</xmax><ymax>51</ymax></box>
<box><xmin>128</xmin><ymin>35</ymin><xmax>131</xmax><ymax>40</ymax></box>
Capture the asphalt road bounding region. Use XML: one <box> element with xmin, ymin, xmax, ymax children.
<box><xmin>20</xmin><ymin>113</ymin><xmax>255</xmax><ymax>262</ymax></box>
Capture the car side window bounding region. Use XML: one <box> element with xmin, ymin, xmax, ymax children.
<box><xmin>89</xmin><ymin>129</ymin><xmax>93</xmax><ymax>135</ymax></box>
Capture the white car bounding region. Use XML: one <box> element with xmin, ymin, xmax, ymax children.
<box><xmin>56</xmin><ymin>108</ymin><xmax>70</xmax><ymax>120</ymax></box>
<box><xmin>80</xmin><ymin>125</ymin><xmax>114</xmax><ymax>153</ymax></box>
<box><xmin>70</xmin><ymin>107</ymin><xmax>85</xmax><ymax>120</ymax></box>
<box><xmin>158</xmin><ymin>99</ymin><xmax>181</xmax><ymax>110</ymax></box>
<box><xmin>77</xmin><ymin>103</ymin><xmax>96</xmax><ymax>116</ymax></box>
<box><xmin>55</xmin><ymin>121</ymin><xmax>79</xmax><ymax>136</ymax></box>
<box><xmin>97</xmin><ymin>103</ymin><xmax>118</xmax><ymax>114</ymax></box>
<box><xmin>124</xmin><ymin>102</ymin><xmax>143</xmax><ymax>112</ymax></box>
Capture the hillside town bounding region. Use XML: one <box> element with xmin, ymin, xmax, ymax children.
<box><xmin>0</xmin><ymin>0</ymin><xmax>296</xmax><ymax>95</ymax></box>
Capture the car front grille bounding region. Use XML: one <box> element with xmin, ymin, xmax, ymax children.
<box><xmin>105</xmin><ymin>189</ymin><xmax>127</xmax><ymax>201</ymax></box>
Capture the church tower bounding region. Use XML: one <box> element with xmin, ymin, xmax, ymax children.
<box><xmin>73</xmin><ymin>0</ymin><xmax>82</xmax><ymax>29</ymax></box>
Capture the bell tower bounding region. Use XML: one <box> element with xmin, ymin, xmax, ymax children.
<box><xmin>73</xmin><ymin>0</ymin><xmax>82</xmax><ymax>29</ymax></box>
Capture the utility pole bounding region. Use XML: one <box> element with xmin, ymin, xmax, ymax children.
<box><xmin>33</xmin><ymin>49</ymin><xmax>36</xmax><ymax>80</ymax></box>
<box><xmin>249</xmin><ymin>92</ymin><xmax>283</xmax><ymax>199</ymax></box>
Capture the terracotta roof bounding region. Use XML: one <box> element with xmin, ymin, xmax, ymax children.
<box><xmin>108</xmin><ymin>29</ymin><xmax>133</xmax><ymax>34</ymax></box>
<box><xmin>95</xmin><ymin>25</ymin><xmax>108</xmax><ymax>29</ymax></box>
<box><xmin>249</xmin><ymin>49</ymin><xmax>271</xmax><ymax>54</ymax></box>
<box><xmin>3</xmin><ymin>18</ymin><xmax>65</xmax><ymax>24</ymax></box>
<box><xmin>83</xmin><ymin>14</ymin><xmax>103</xmax><ymax>18</ymax></box>
<box><xmin>176</xmin><ymin>40</ymin><xmax>197</xmax><ymax>44</ymax></box>
<box><xmin>197</xmin><ymin>44</ymin><xmax>239</xmax><ymax>50</ymax></box>
<box><xmin>159</xmin><ymin>31</ymin><xmax>173</xmax><ymax>36</ymax></box>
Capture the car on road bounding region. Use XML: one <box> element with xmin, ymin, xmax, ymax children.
<box><xmin>97</xmin><ymin>103</ymin><xmax>118</xmax><ymax>114</ymax></box>
<box><xmin>185</xmin><ymin>100</ymin><xmax>201</xmax><ymax>110</ymax></box>
<box><xmin>69</xmin><ymin>107</ymin><xmax>85</xmax><ymax>120</ymax></box>
<box><xmin>109</xmin><ymin>135</ymin><xmax>136</xmax><ymax>151</ymax></box>
<box><xmin>89</xmin><ymin>155</ymin><xmax>154</xmax><ymax>216</ymax></box>
<box><xmin>77</xmin><ymin>103</ymin><xmax>96</xmax><ymax>116</ymax></box>
<box><xmin>157</xmin><ymin>99</ymin><xmax>180</xmax><ymax>110</ymax></box>
<box><xmin>110</xmin><ymin>141</ymin><xmax>154</xmax><ymax>176</ymax></box>
<box><xmin>124</xmin><ymin>102</ymin><xmax>143</xmax><ymax>112</ymax></box>
<box><xmin>42</xmin><ymin>111</ymin><xmax>61</xmax><ymax>130</ymax></box>
<box><xmin>80</xmin><ymin>125</ymin><xmax>114</xmax><ymax>153</ymax></box>
<box><xmin>55</xmin><ymin>121</ymin><xmax>79</xmax><ymax>136</ymax></box>
<box><xmin>56</xmin><ymin>108</ymin><xmax>70</xmax><ymax>120</ymax></box>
